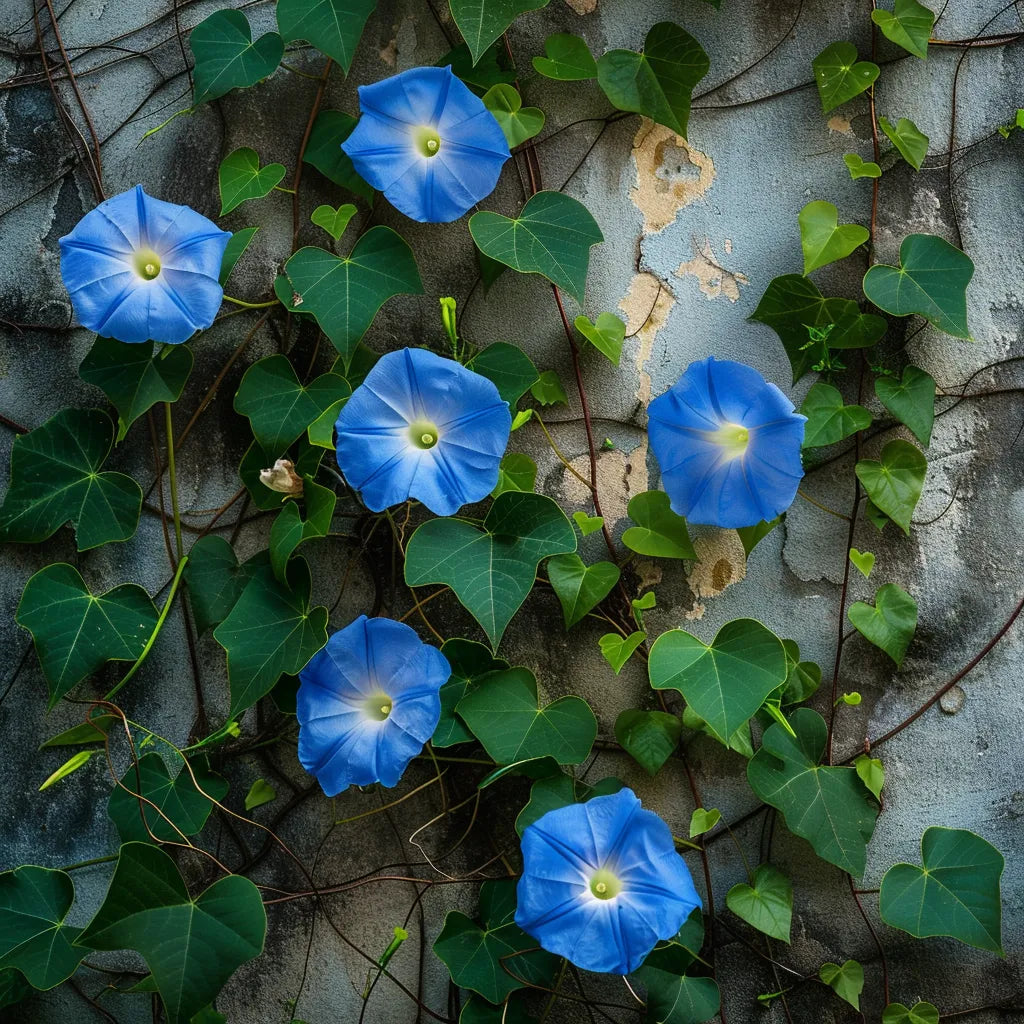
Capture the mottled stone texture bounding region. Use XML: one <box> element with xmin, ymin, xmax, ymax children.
<box><xmin>1</xmin><ymin>1</ymin><xmax>1022</xmax><ymax>1022</ymax></box>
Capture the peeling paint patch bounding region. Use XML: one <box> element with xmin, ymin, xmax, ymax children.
<box><xmin>629</xmin><ymin>120</ymin><xmax>715</xmax><ymax>234</ymax></box>
<box><xmin>619</xmin><ymin>271</ymin><xmax>675</xmax><ymax>407</ymax></box>
<box><xmin>684</xmin><ymin>530</ymin><xmax>747</xmax><ymax>616</ymax></box>
<box><xmin>379</xmin><ymin>38</ymin><xmax>397</xmax><ymax>66</ymax></box>
<box><xmin>563</xmin><ymin>446</ymin><xmax>649</xmax><ymax>526</ymax></box>
<box><xmin>827</xmin><ymin>114</ymin><xmax>854</xmax><ymax>135</ymax></box>
<box><xmin>563</xmin><ymin>0</ymin><xmax>597</xmax><ymax>11</ymax></box>
<box><xmin>676</xmin><ymin>237</ymin><xmax>749</xmax><ymax>302</ymax></box>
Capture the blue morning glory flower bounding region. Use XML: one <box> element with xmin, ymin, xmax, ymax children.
<box><xmin>336</xmin><ymin>348</ymin><xmax>511</xmax><ymax>516</ymax></box>
<box><xmin>296</xmin><ymin>615</ymin><xmax>450</xmax><ymax>796</ymax></box>
<box><xmin>515</xmin><ymin>788</ymin><xmax>701</xmax><ymax>975</ymax></box>
<box><xmin>58</xmin><ymin>184</ymin><xmax>231</xmax><ymax>344</ymax></box>
<box><xmin>341</xmin><ymin>65</ymin><xmax>510</xmax><ymax>223</ymax></box>
<box><xmin>648</xmin><ymin>356</ymin><xmax>806</xmax><ymax>529</ymax></box>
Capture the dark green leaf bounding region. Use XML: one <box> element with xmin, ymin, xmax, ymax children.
<box><xmin>0</xmin><ymin>968</ymin><xmax>30</xmax><ymax>1010</ymax></box>
<box><xmin>277</xmin><ymin>0</ymin><xmax>375</xmax><ymax>74</ymax></box>
<box><xmin>0</xmin><ymin>408</ymin><xmax>141</xmax><ymax>550</ymax></box>
<box><xmin>726</xmin><ymin>864</ymin><xmax>792</xmax><ymax>943</ymax></box>
<box><xmin>218</xmin><ymin>147</ymin><xmax>286</xmax><ymax>215</ymax></box>
<box><xmin>880</xmin><ymin>115</ymin><xmax>929</xmax><ymax>170</ymax></box>
<box><xmin>737</xmin><ymin>516</ymin><xmax>781</xmax><ymax>557</ymax></box>
<box><xmin>16</xmin><ymin>563</ymin><xmax>158</xmax><ymax>707</ymax></box>
<box><xmin>597</xmin><ymin>22</ymin><xmax>709</xmax><ymax>138</ymax></box>
<box><xmin>183</xmin><ymin>537</ymin><xmax>264</xmax><ymax>635</ymax></box>
<box><xmin>862</xmin><ymin>233</ymin><xmax>973</xmax><ymax>338</ymax></box>
<box><xmin>492</xmin><ymin>453</ymin><xmax>537</xmax><ymax>497</ymax></box>
<box><xmin>405</xmin><ymin>492</ymin><xmax>576</xmax><ymax>649</ymax></box>
<box><xmin>533</xmin><ymin>33</ymin><xmax>597</xmax><ymax>80</ymax></box>
<box><xmin>482</xmin><ymin>83</ymin><xmax>544</xmax><ymax>148</ymax></box>
<box><xmin>780</xmin><ymin>639</ymin><xmax>821</xmax><ymax>704</ymax></box>
<box><xmin>812</xmin><ymin>41</ymin><xmax>879</xmax><ymax>113</ymax></box>
<box><xmin>819</xmin><ymin>960</ymin><xmax>863</xmax><ymax>1010</ymax></box>
<box><xmin>268</xmin><ymin>478</ymin><xmax>336</xmax><ymax>582</ymax></box>
<box><xmin>433</xmin><ymin>879</ymin><xmax>556</xmax><ymax>1002</ymax></box>
<box><xmin>599</xmin><ymin>631</ymin><xmax>646</xmax><ymax>674</ymax></box>
<box><xmin>872</xmin><ymin>0</ymin><xmax>934</xmax><ymax>59</ymax></box>
<box><xmin>219</xmin><ymin>226</ymin><xmax>260</xmax><ymax>285</ymax></box>
<box><xmin>190</xmin><ymin>9</ymin><xmax>283</xmax><ymax>106</ymax></box>
<box><xmin>214</xmin><ymin>558</ymin><xmax>328</xmax><ymax>717</ymax></box>
<box><xmin>239</xmin><ymin>439</ymin><xmax>324</xmax><ymax>511</ymax></box>
<box><xmin>0</xmin><ymin>866</ymin><xmax>82</xmax><ymax>989</ymax></box>
<box><xmin>515</xmin><ymin>773</ymin><xmax>621</xmax><ymax>835</ymax></box>
<box><xmin>303</xmin><ymin>110</ymin><xmax>374</xmax><ymax>202</ymax></box>
<box><xmin>875</xmin><ymin>365</ymin><xmax>935</xmax><ymax>445</ymax></box>
<box><xmin>622</xmin><ymin>491</ymin><xmax>695</xmax><ymax>559</ymax></box>
<box><xmin>747</xmin><ymin>709</ymin><xmax>878</xmax><ymax>875</ymax></box>
<box><xmin>469</xmin><ymin>191</ymin><xmax>602</xmax><ymax>304</ymax></box>
<box><xmin>78</xmin><ymin>843</ymin><xmax>266</xmax><ymax>1024</ymax></box>
<box><xmin>750</xmin><ymin>275</ymin><xmax>886</xmax><ymax>382</ymax></box>
<box><xmin>108</xmin><ymin>753</ymin><xmax>228</xmax><ymax>844</ymax></box>
<box><xmin>798</xmin><ymin>200</ymin><xmax>869</xmax><ymax>275</ymax></box>
<box><xmin>467</xmin><ymin>342</ymin><xmax>539</xmax><ymax>405</ymax></box>
<box><xmin>634</xmin><ymin>965</ymin><xmax>720</xmax><ymax>1024</ymax></box>
<box><xmin>449</xmin><ymin>0</ymin><xmax>550</xmax><ymax>66</ymax></box>
<box><xmin>433</xmin><ymin>639</ymin><xmax>509</xmax><ymax>747</ymax></box>
<box><xmin>614</xmin><ymin>709</ymin><xmax>680</xmax><ymax>776</ymax></box>
<box><xmin>80</xmin><ymin>338</ymin><xmax>193</xmax><ymax>442</ymax></box>
<box><xmin>437</xmin><ymin>41</ymin><xmax>516</xmax><ymax>90</ymax></box>
<box><xmin>283</xmin><ymin>229</ymin><xmax>423</xmax><ymax>361</ymax></box>
<box><xmin>855</xmin><ymin>439</ymin><xmax>926</xmax><ymax>534</ymax></box>
<box><xmin>460</xmin><ymin>994</ymin><xmax>534</xmax><ymax>1023</ymax></box>
<box><xmin>848</xmin><ymin>583</ymin><xmax>917</xmax><ymax>666</ymax></box>
<box><xmin>456</xmin><ymin>667</ymin><xmax>596</xmax><ymax>765</ymax></box>
<box><xmin>575</xmin><ymin>312</ymin><xmax>625</xmax><ymax>364</ymax></box>
<box><xmin>546</xmin><ymin>553</ymin><xmax>619</xmax><ymax>628</ymax></box>
<box><xmin>799</xmin><ymin>381</ymin><xmax>871</xmax><ymax>448</ymax></box>
<box><xmin>649</xmin><ymin>619</ymin><xmax>787</xmax><ymax>745</ymax></box>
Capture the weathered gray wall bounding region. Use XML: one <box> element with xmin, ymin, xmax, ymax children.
<box><xmin>1</xmin><ymin>0</ymin><xmax>1022</xmax><ymax>1021</ymax></box>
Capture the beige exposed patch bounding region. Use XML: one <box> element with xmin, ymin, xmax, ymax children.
<box><xmin>379</xmin><ymin>38</ymin><xmax>397</xmax><ymax>66</ymax></box>
<box><xmin>630</xmin><ymin>120</ymin><xmax>715</xmax><ymax>234</ymax></box>
<box><xmin>563</xmin><ymin>446</ymin><xmax>649</xmax><ymax>526</ymax></box>
<box><xmin>619</xmin><ymin>272</ymin><xmax>675</xmax><ymax>407</ymax></box>
<box><xmin>563</xmin><ymin>0</ymin><xmax>597</xmax><ymax>11</ymax></box>
<box><xmin>827</xmin><ymin>114</ymin><xmax>854</xmax><ymax>135</ymax></box>
<box><xmin>676</xmin><ymin>237</ymin><xmax>749</xmax><ymax>302</ymax></box>
<box><xmin>633</xmin><ymin>560</ymin><xmax>663</xmax><ymax>591</ymax></box>
<box><xmin>686</xmin><ymin>530</ymin><xmax>747</xmax><ymax>610</ymax></box>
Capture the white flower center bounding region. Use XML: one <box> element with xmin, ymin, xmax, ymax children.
<box><xmin>409</xmin><ymin>420</ymin><xmax>440</xmax><ymax>450</ymax></box>
<box><xmin>413</xmin><ymin>125</ymin><xmax>442</xmax><ymax>158</ymax></box>
<box><xmin>132</xmin><ymin>248</ymin><xmax>162</xmax><ymax>281</ymax></box>
<box><xmin>705</xmin><ymin>422</ymin><xmax>751</xmax><ymax>461</ymax></box>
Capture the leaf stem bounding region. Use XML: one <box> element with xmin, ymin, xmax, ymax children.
<box><xmin>103</xmin><ymin>555</ymin><xmax>189</xmax><ymax>701</ymax></box>
<box><xmin>797</xmin><ymin>487</ymin><xmax>851</xmax><ymax>521</ymax></box>
<box><xmin>222</xmin><ymin>294</ymin><xmax>278</xmax><ymax>309</ymax></box>
<box><xmin>57</xmin><ymin>853</ymin><xmax>118</xmax><ymax>872</ymax></box>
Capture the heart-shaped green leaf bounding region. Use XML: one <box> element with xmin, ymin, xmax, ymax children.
<box><xmin>738</xmin><ymin>516</ymin><xmax>782</xmax><ymax>558</ymax></box>
<box><xmin>880</xmin><ymin>115</ymin><xmax>929</xmax><ymax>170</ymax></box>
<box><xmin>77</xmin><ymin>843</ymin><xmax>266</xmax><ymax>1024</ymax></box>
<box><xmin>433</xmin><ymin>879</ymin><xmax>556</xmax><ymax>1003</ymax></box>
<box><xmin>855</xmin><ymin>439</ymin><xmax>927</xmax><ymax>534</ymax></box>
<box><xmin>597</xmin><ymin>22</ymin><xmax>709</xmax><ymax>138</ymax></box>
<box><xmin>689</xmin><ymin>807</ymin><xmax>721</xmax><ymax>837</ymax></box>
<box><xmin>0</xmin><ymin>866</ymin><xmax>82</xmax><ymax>989</ymax></box>
<box><xmin>482</xmin><ymin>83</ymin><xmax>545</xmax><ymax>149</ymax></box>
<box><xmin>574</xmin><ymin>312</ymin><xmax>626</xmax><ymax>365</ymax></box>
<box><xmin>310</xmin><ymin>203</ymin><xmax>356</xmax><ymax>241</ymax></box>
<box><xmin>862</xmin><ymin>233</ymin><xmax>973</xmax><ymax>338</ymax></box>
<box><xmin>470</xmin><ymin>191</ymin><xmax>602</xmax><ymax>304</ymax></box>
<box><xmin>726</xmin><ymin>864</ymin><xmax>793</xmax><ymax>943</ymax></box>
<box><xmin>848</xmin><ymin>583</ymin><xmax>917</xmax><ymax>666</ymax></box>
<box><xmin>750</xmin><ymin>274</ymin><xmax>886</xmax><ymax>382</ymax></box>
<box><xmin>182</xmin><ymin>537</ymin><xmax>264</xmax><ymax>635</ymax></box>
<box><xmin>244</xmin><ymin>778</ymin><xmax>277</xmax><ymax>811</ymax></box>
<box><xmin>871</xmin><ymin>0</ymin><xmax>934</xmax><ymax>59</ymax></box>
<box><xmin>849</xmin><ymin>548</ymin><xmax>875</xmax><ymax>578</ymax></box>
<box><xmin>533</xmin><ymin>32</ymin><xmax>597</xmax><ymax>80</ymax></box>
<box><xmin>268</xmin><ymin>478</ymin><xmax>336</xmax><ymax>581</ymax></box>
<box><xmin>303</xmin><ymin>110</ymin><xmax>374</xmax><ymax>202</ymax></box>
<box><xmin>283</xmin><ymin>228</ymin><xmax>423</xmax><ymax>361</ymax></box>
<box><xmin>798</xmin><ymin>200</ymin><xmax>869</xmax><ymax>275</ymax></box>
<box><xmin>747</xmin><ymin>709</ymin><xmax>878</xmax><ymax>875</ymax></box>
<box><xmin>16</xmin><ymin>564</ymin><xmax>158</xmax><ymax>707</ymax></box>
<box><xmin>456</xmin><ymin>667</ymin><xmax>596</xmax><ymax>765</ymax></box>
<box><xmin>622</xmin><ymin>490</ymin><xmax>696</xmax><ymax>559</ymax></box>
<box><xmin>234</xmin><ymin>354</ymin><xmax>350</xmax><ymax>455</ymax></box>
<box><xmin>433</xmin><ymin>639</ymin><xmax>509</xmax><ymax>748</ymax></box>
<box><xmin>614</xmin><ymin>709</ymin><xmax>681</xmax><ymax>776</ymax></box>
<box><xmin>812</xmin><ymin>41</ymin><xmax>879</xmax><ymax>113</ymax></box>
<box><xmin>854</xmin><ymin>754</ymin><xmax>884</xmax><ymax>801</ymax></box>
<box><xmin>491</xmin><ymin>452</ymin><xmax>537</xmax><ymax>497</ymax></box>
<box><xmin>108</xmin><ymin>753</ymin><xmax>228</xmax><ymax>844</ymax></box>
<box><xmin>875</xmin><ymin>365</ymin><xmax>935</xmax><ymax>445</ymax></box>
<box><xmin>632</xmin><ymin>964</ymin><xmax>720</xmax><ymax>1024</ymax></box>
<box><xmin>649</xmin><ymin>619</ymin><xmax>787</xmax><ymax>745</ymax></box>
<box><xmin>780</xmin><ymin>638</ymin><xmax>821</xmax><ymax>705</ymax></box>
<box><xmin>546</xmin><ymin>553</ymin><xmax>619</xmax><ymax>628</ymax></box>
<box><xmin>190</xmin><ymin>9</ymin><xmax>283</xmax><ymax>106</ymax></box>
<box><xmin>466</xmin><ymin>342</ymin><xmax>539</xmax><ymax>405</ymax></box>
<box><xmin>572</xmin><ymin>511</ymin><xmax>604</xmax><ymax>536</ymax></box>
<box><xmin>405</xmin><ymin>492</ymin><xmax>576</xmax><ymax>649</ymax></box>
<box><xmin>218</xmin><ymin>147</ymin><xmax>286</xmax><ymax>215</ymax></box>
<box><xmin>883</xmin><ymin>1001</ymin><xmax>940</xmax><ymax>1024</ymax></box>
<box><xmin>516</xmin><ymin>774</ymin><xmax>622</xmax><ymax>836</ymax></box>
<box><xmin>80</xmin><ymin>338</ymin><xmax>193</xmax><ymax>441</ymax></box>
<box><xmin>214</xmin><ymin>557</ymin><xmax>328</xmax><ymax>716</ymax></box>
<box><xmin>277</xmin><ymin>0</ymin><xmax>375</xmax><ymax>74</ymax></box>
<box><xmin>880</xmin><ymin>827</ymin><xmax>1004</xmax><ymax>953</ymax></box>
<box><xmin>0</xmin><ymin>408</ymin><xmax>142</xmax><ymax>550</ymax></box>
<box><xmin>819</xmin><ymin>959</ymin><xmax>864</xmax><ymax>1009</ymax></box>
<box><xmin>219</xmin><ymin>225</ymin><xmax>259</xmax><ymax>285</ymax></box>
<box><xmin>844</xmin><ymin>152</ymin><xmax>882</xmax><ymax>179</ymax></box>
<box><xmin>449</xmin><ymin>0</ymin><xmax>550</xmax><ymax>66</ymax></box>
<box><xmin>800</xmin><ymin>381</ymin><xmax>872</xmax><ymax>448</ymax></box>
<box><xmin>530</xmin><ymin>369</ymin><xmax>567</xmax><ymax>406</ymax></box>
<box><xmin>599</xmin><ymin>631</ymin><xmax>646</xmax><ymax>674</ymax></box>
